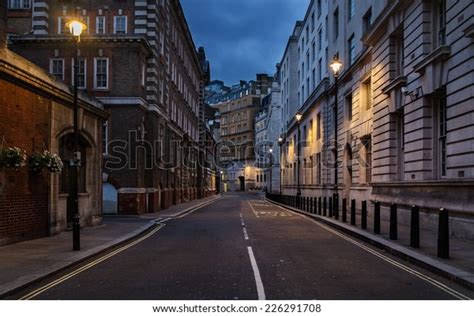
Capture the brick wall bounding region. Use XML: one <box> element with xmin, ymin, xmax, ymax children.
<box><xmin>0</xmin><ymin>0</ymin><xmax>6</xmax><ymax>49</ymax></box>
<box><xmin>0</xmin><ymin>79</ymin><xmax>50</xmax><ymax>245</ymax></box>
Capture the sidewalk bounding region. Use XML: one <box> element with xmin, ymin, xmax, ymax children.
<box><xmin>0</xmin><ymin>194</ymin><xmax>221</xmax><ymax>298</ymax></box>
<box><xmin>265</xmin><ymin>198</ymin><xmax>474</xmax><ymax>290</ymax></box>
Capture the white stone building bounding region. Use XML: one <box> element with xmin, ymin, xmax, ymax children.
<box><xmin>279</xmin><ymin>0</ymin><xmax>474</xmax><ymax>239</ymax></box>
<box><xmin>255</xmin><ymin>79</ymin><xmax>283</xmax><ymax>193</ymax></box>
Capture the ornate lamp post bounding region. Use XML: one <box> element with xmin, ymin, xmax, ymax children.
<box><xmin>295</xmin><ymin>113</ymin><xmax>302</xmax><ymax>197</ymax></box>
<box><xmin>329</xmin><ymin>54</ymin><xmax>343</xmax><ymax>213</ymax></box>
<box><xmin>277</xmin><ymin>136</ymin><xmax>284</xmax><ymax>194</ymax></box>
<box><xmin>66</xmin><ymin>19</ymin><xmax>86</xmax><ymax>251</ymax></box>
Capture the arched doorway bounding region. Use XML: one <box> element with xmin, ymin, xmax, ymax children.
<box><xmin>103</xmin><ymin>183</ymin><xmax>118</xmax><ymax>214</ymax></box>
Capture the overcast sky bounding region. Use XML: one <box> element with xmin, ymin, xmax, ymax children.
<box><xmin>181</xmin><ymin>0</ymin><xmax>309</xmax><ymax>85</ymax></box>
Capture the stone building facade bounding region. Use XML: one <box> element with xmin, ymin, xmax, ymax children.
<box><xmin>279</xmin><ymin>0</ymin><xmax>474</xmax><ymax>239</ymax></box>
<box><xmin>7</xmin><ymin>0</ymin><xmax>210</xmax><ymax>214</ymax></box>
<box><xmin>0</xmin><ymin>7</ymin><xmax>107</xmax><ymax>245</ymax></box>
<box><xmin>208</xmin><ymin>74</ymin><xmax>272</xmax><ymax>191</ymax></box>
<box><xmin>255</xmin><ymin>79</ymin><xmax>283</xmax><ymax>193</ymax></box>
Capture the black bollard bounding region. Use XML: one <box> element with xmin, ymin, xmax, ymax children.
<box><xmin>323</xmin><ymin>197</ymin><xmax>327</xmax><ymax>216</ymax></box>
<box><xmin>318</xmin><ymin>196</ymin><xmax>322</xmax><ymax>215</ymax></box>
<box><xmin>410</xmin><ymin>205</ymin><xmax>420</xmax><ymax>248</ymax></box>
<box><xmin>307</xmin><ymin>197</ymin><xmax>310</xmax><ymax>212</ymax></box>
<box><xmin>350</xmin><ymin>199</ymin><xmax>356</xmax><ymax>225</ymax></box>
<box><xmin>329</xmin><ymin>197</ymin><xmax>333</xmax><ymax>217</ymax></box>
<box><xmin>342</xmin><ymin>198</ymin><xmax>347</xmax><ymax>223</ymax></box>
<box><xmin>389</xmin><ymin>203</ymin><xmax>397</xmax><ymax>240</ymax></box>
<box><xmin>334</xmin><ymin>195</ymin><xmax>339</xmax><ymax>220</ymax></box>
<box><xmin>373</xmin><ymin>201</ymin><xmax>381</xmax><ymax>234</ymax></box>
<box><xmin>361</xmin><ymin>200</ymin><xmax>367</xmax><ymax>229</ymax></box>
<box><xmin>313</xmin><ymin>197</ymin><xmax>317</xmax><ymax>214</ymax></box>
<box><xmin>437</xmin><ymin>208</ymin><xmax>449</xmax><ymax>259</ymax></box>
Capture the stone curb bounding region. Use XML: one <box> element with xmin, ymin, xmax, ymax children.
<box><xmin>265</xmin><ymin>198</ymin><xmax>474</xmax><ymax>291</ymax></box>
<box><xmin>0</xmin><ymin>221</ymin><xmax>158</xmax><ymax>299</ymax></box>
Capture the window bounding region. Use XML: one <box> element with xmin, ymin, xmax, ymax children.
<box><xmin>333</xmin><ymin>7</ymin><xmax>339</xmax><ymax>41</ymax></box>
<box><xmin>94</xmin><ymin>58</ymin><xmax>109</xmax><ymax>89</ymax></box>
<box><xmin>360</xmin><ymin>137</ymin><xmax>372</xmax><ymax>184</ymax></box>
<box><xmin>434</xmin><ymin>88</ymin><xmax>447</xmax><ymax>177</ymax></box>
<box><xmin>306</xmin><ymin>52</ymin><xmax>310</xmax><ymax>71</ymax></box>
<box><xmin>8</xmin><ymin>0</ymin><xmax>30</xmax><ymax>9</ymax></box>
<box><xmin>432</xmin><ymin>0</ymin><xmax>447</xmax><ymax>48</ymax></box>
<box><xmin>114</xmin><ymin>16</ymin><xmax>127</xmax><ymax>34</ymax></box>
<box><xmin>345</xmin><ymin>93</ymin><xmax>353</xmax><ymax>122</ymax></box>
<box><xmin>306</xmin><ymin>26</ymin><xmax>309</xmax><ymax>43</ymax></box>
<box><xmin>302</xmin><ymin>85</ymin><xmax>305</xmax><ymax>102</ymax></box>
<box><xmin>50</xmin><ymin>59</ymin><xmax>64</xmax><ymax>80</ymax></box>
<box><xmin>318</xmin><ymin>58</ymin><xmax>322</xmax><ymax>82</ymax></box>
<box><xmin>362</xmin><ymin>78</ymin><xmax>372</xmax><ymax>110</ymax></box>
<box><xmin>348</xmin><ymin>34</ymin><xmax>355</xmax><ymax>65</ymax></box>
<box><xmin>363</xmin><ymin>7</ymin><xmax>372</xmax><ymax>34</ymax></box>
<box><xmin>317</xmin><ymin>113</ymin><xmax>321</xmax><ymax>140</ymax></box>
<box><xmin>395</xmin><ymin>110</ymin><xmax>405</xmax><ymax>180</ymax></box>
<box><xmin>58</xmin><ymin>17</ymin><xmax>68</xmax><ymax>34</ymax></box>
<box><xmin>325</xmin><ymin>15</ymin><xmax>328</xmax><ymax>40</ymax></box>
<box><xmin>103</xmin><ymin>121</ymin><xmax>109</xmax><ymax>156</ymax></box>
<box><xmin>318</xmin><ymin>28</ymin><xmax>322</xmax><ymax>51</ymax></box>
<box><xmin>317</xmin><ymin>152</ymin><xmax>321</xmax><ymax>184</ymax></box>
<box><xmin>311</xmin><ymin>12</ymin><xmax>315</xmax><ymax>31</ymax></box>
<box><xmin>317</xmin><ymin>0</ymin><xmax>321</xmax><ymax>17</ymax></box>
<box><xmin>312</xmin><ymin>41</ymin><xmax>315</xmax><ymax>62</ymax></box>
<box><xmin>391</xmin><ymin>28</ymin><xmax>405</xmax><ymax>77</ymax></box>
<box><xmin>306</xmin><ymin>78</ymin><xmax>310</xmax><ymax>97</ymax></box>
<box><xmin>72</xmin><ymin>58</ymin><xmax>86</xmax><ymax>89</ymax></box>
<box><xmin>348</xmin><ymin>0</ymin><xmax>355</xmax><ymax>20</ymax></box>
<box><xmin>312</xmin><ymin>68</ymin><xmax>316</xmax><ymax>90</ymax></box>
<box><xmin>96</xmin><ymin>16</ymin><xmax>106</xmax><ymax>34</ymax></box>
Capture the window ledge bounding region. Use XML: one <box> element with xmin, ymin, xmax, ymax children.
<box><xmin>413</xmin><ymin>45</ymin><xmax>451</xmax><ymax>74</ymax></box>
<box><xmin>381</xmin><ymin>75</ymin><xmax>407</xmax><ymax>95</ymax></box>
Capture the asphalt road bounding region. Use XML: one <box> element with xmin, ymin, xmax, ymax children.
<box><xmin>10</xmin><ymin>192</ymin><xmax>474</xmax><ymax>300</ymax></box>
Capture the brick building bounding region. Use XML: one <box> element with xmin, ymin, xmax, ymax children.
<box><xmin>7</xmin><ymin>0</ymin><xmax>211</xmax><ymax>214</ymax></box>
<box><xmin>279</xmin><ymin>0</ymin><xmax>474</xmax><ymax>239</ymax></box>
<box><xmin>0</xmin><ymin>3</ymin><xmax>107</xmax><ymax>245</ymax></box>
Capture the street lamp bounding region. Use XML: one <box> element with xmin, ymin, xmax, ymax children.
<box><xmin>330</xmin><ymin>54</ymin><xmax>343</xmax><ymax>215</ymax></box>
<box><xmin>67</xmin><ymin>19</ymin><xmax>86</xmax><ymax>251</ymax></box>
<box><xmin>220</xmin><ymin>170</ymin><xmax>224</xmax><ymax>195</ymax></box>
<box><xmin>269</xmin><ymin>148</ymin><xmax>273</xmax><ymax>193</ymax></box>
<box><xmin>295</xmin><ymin>113</ymin><xmax>302</xmax><ymax>197</ymax></box>
<box><xmin>278</xmin><ymin>136</ymin><xmax>284</xmax><ymax>194</ymax></box>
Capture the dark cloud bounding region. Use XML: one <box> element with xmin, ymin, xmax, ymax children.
<box><xmin>181</xmin><ymin>0</ymin><xmax>309</xmax><ymax>85</ymax></box>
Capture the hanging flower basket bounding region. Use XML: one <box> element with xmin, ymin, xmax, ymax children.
<box><xmin>28</xmin><ymin>150</ymin><xmax>64</xmax><ymax>173</ymax></box>
<box><xmin>0</xmin><ymin>147</ymin><xmax>27</xmax><ymax>170</ymax></box>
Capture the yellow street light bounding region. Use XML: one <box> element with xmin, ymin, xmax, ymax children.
<box><xmin>329</xmin><ymin>55</ymin><xmax>343</xmax><ymax>76</ymax></box>
<box><xmin>66</xmin><ymin>20</ymin><xmax>87</xmax><ymax>39</ymax></box>
<box><xmin>295</xmin><ymin>113</ymin><xmax>302</xmax><ymax>123</ymax></box>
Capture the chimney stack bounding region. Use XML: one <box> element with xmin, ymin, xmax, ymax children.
<box><xmin>0</xmin><ymin>0</ymin><xmax>6</xmax><ymax>49</ymax></box>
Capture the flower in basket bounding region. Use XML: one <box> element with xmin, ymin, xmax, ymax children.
<box><xmin>1</xmin><ymin>147</ymin><xmax>27</xmax><ymax>170</ymax></box>
<box><xmin>28</xmin><ymin>152</ymin><xmax>48</xmax><ymax>172</ymax></box>
<box><xmin>46</xmin><ymin>152</ymin><xmax>64</xmax><ymax>174</ymax></box>
<box><xmin>28</xmin><ymin>150</ymin><xmax>64</xmax><ymax>173</ymax></box>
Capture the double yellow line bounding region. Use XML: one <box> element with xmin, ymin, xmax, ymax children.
<box><xmin>21</xmin><ymin>196</ymin><xmax>223</xmax><ymax>300</ymax></box>
<box><xmin>20</xmin><ymin>225</ymin><xmax>164</xmax><ymax>300</ymax></box>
